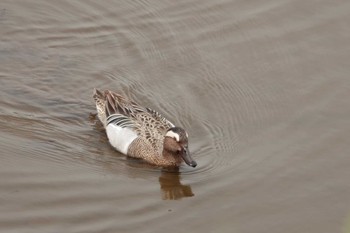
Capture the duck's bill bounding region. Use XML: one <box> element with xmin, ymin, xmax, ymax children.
<box><xmin>181</xmin><ymin>151</ymin><xmax>197</xmax><ymax>168</ymax></box>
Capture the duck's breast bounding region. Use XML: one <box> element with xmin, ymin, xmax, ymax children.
<box><xmin>106</xmin><ymin>124</ymin><xmax>138</xmax><ymax>155</ymax></box>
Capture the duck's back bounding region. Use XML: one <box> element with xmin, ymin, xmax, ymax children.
<box><xmin>93</xmin><ymin>89</ymin><xmax>175</xmax><ymax>157</ymax></box>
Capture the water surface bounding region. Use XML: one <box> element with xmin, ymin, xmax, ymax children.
<box><xmin>1</xmin><ymin>1</ymin><xmax>350</xmax><ymax>233</ymax></box>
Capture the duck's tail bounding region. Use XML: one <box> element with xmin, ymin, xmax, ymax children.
<box><xmin>93</xmin><ymin>88</ymin><xmax>107</xmax><ymax>127</ymax></box>
<box><xmin>93</xmin><ymin>88</ymin><xmax>104</xmax><ymax>101</ymax></box>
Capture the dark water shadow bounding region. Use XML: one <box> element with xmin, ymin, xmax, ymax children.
<box><xmin>159</xmin><ymin>168</ymin><xmax>194</xmax><ymax>200</ymax></box>
<box><xmin>124</xmin><ymin>160</ymin><xmax>195</xmax><ymax>200</ymax></box>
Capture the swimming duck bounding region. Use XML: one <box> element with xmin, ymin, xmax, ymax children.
<box><xmin>93</xmin><ymin>89</ymin><xmax>197</xmax><ymax>168</ymax></box>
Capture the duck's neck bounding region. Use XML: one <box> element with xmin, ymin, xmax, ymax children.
<box><xmin>161</xmin><ymin>149</ymin><xmax>182</xmax><ymax>167</ymax></box>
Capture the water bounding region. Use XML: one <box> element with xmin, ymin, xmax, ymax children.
<box><xmin>1</xmin><ymin>1</ymin><xmax>350</xmax><ymax>232</ymax></box>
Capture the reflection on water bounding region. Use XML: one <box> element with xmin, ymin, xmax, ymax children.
<box><xmin>100</xmin><ymin>156</ymin><xmax>195</xmax><ymax>200</ymax></box>
<box><xmin>99</xmin><ymin>151</ymin><xmax>195</xmax><ymax>200</ymax></box>
<box><xmin>159</xmin><ymin>169</ymin><xmax>194</xmax><ymax>200</ymax></box>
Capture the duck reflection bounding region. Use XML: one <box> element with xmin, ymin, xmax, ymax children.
<box><xmin>159</xmin><ymin>168</ymin><xmax>194</xmax><ymax>200</ymax></box>
<box><xmin>124</xmin><ymin>161</ymin><xmax>195</xmax><ymax>200</ymax></box>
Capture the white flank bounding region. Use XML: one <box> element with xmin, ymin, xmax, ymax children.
<box><xmin>106</xmin><ymin>124</ymin><xmax>138</xmax><ymax>155</ymax></box>
<box><xmin>165</xmin><ymin>130</ymin><xmax>180</xmax><ymax>142</ymax></box>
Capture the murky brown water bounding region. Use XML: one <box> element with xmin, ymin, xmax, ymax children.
<box><xmin>1</xmin><ymin>0</ymin><xmax>350</xmax><ymax>232</ymax></box>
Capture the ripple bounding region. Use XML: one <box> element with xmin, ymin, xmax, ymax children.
<box><xmin>2</xmin><ymin>0</ymin><xmax>350</xmax><ymax>232</ymax></box>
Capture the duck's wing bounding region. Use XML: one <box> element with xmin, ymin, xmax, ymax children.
<box><xmin>104</xmin><ymin>90</ymin><xmax>141</xmax><ymax>130</ymax></box>
<box><xmin>104</xmin><ymin>92</ymin><xmax>141</xmax><ymax>155</ymax></box>
<box><xmin>104</xmin><ymin>90</ymin><xmax>174</xmax><ymax>128</ymax></box>
<box><xmin>105</xmin><ymin>90</ymin><xmax>141</xmax><ymax>118</ymax></box>
<box><xmin>145</xmin><ymin>107</ymin><xmax>175</xmax><ymax>128</ymax></box>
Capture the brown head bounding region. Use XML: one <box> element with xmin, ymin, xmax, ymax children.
<box><xmin>163</xmin><ymin>127</ymin><xmax>197</xmax><ymax>168</ymax></box>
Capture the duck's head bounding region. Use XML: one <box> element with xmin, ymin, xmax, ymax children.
<box><xmin>164</xmin><ymin>127</ymin><xmax>197</xmax><ymax>168</ymax></box>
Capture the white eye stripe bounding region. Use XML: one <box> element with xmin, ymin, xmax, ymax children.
<box><xmin>165</xmin><ymin>131</ymin><xmax>180</xmax><ymax>142</ymax></box>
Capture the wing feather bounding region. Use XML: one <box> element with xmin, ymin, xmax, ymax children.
<box><xmin>103</xmin><ymin>90</ymin><xmax>174</xmax><ymax>135</ymax></box>
<box><xmin>146</xmin><ymin>107</ymin><xmax>175</xmax><ymax>128</ymax></box>
<box><xmin>107</xmin><ymin>114</ymin><xmax>138</xmax><ymax>129</ymax></box>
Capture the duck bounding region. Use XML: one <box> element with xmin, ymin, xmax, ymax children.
<box><xmin>93</xmin><ymin>88</ymin><xmax>197</xmax><ymax>168</ymax></box>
